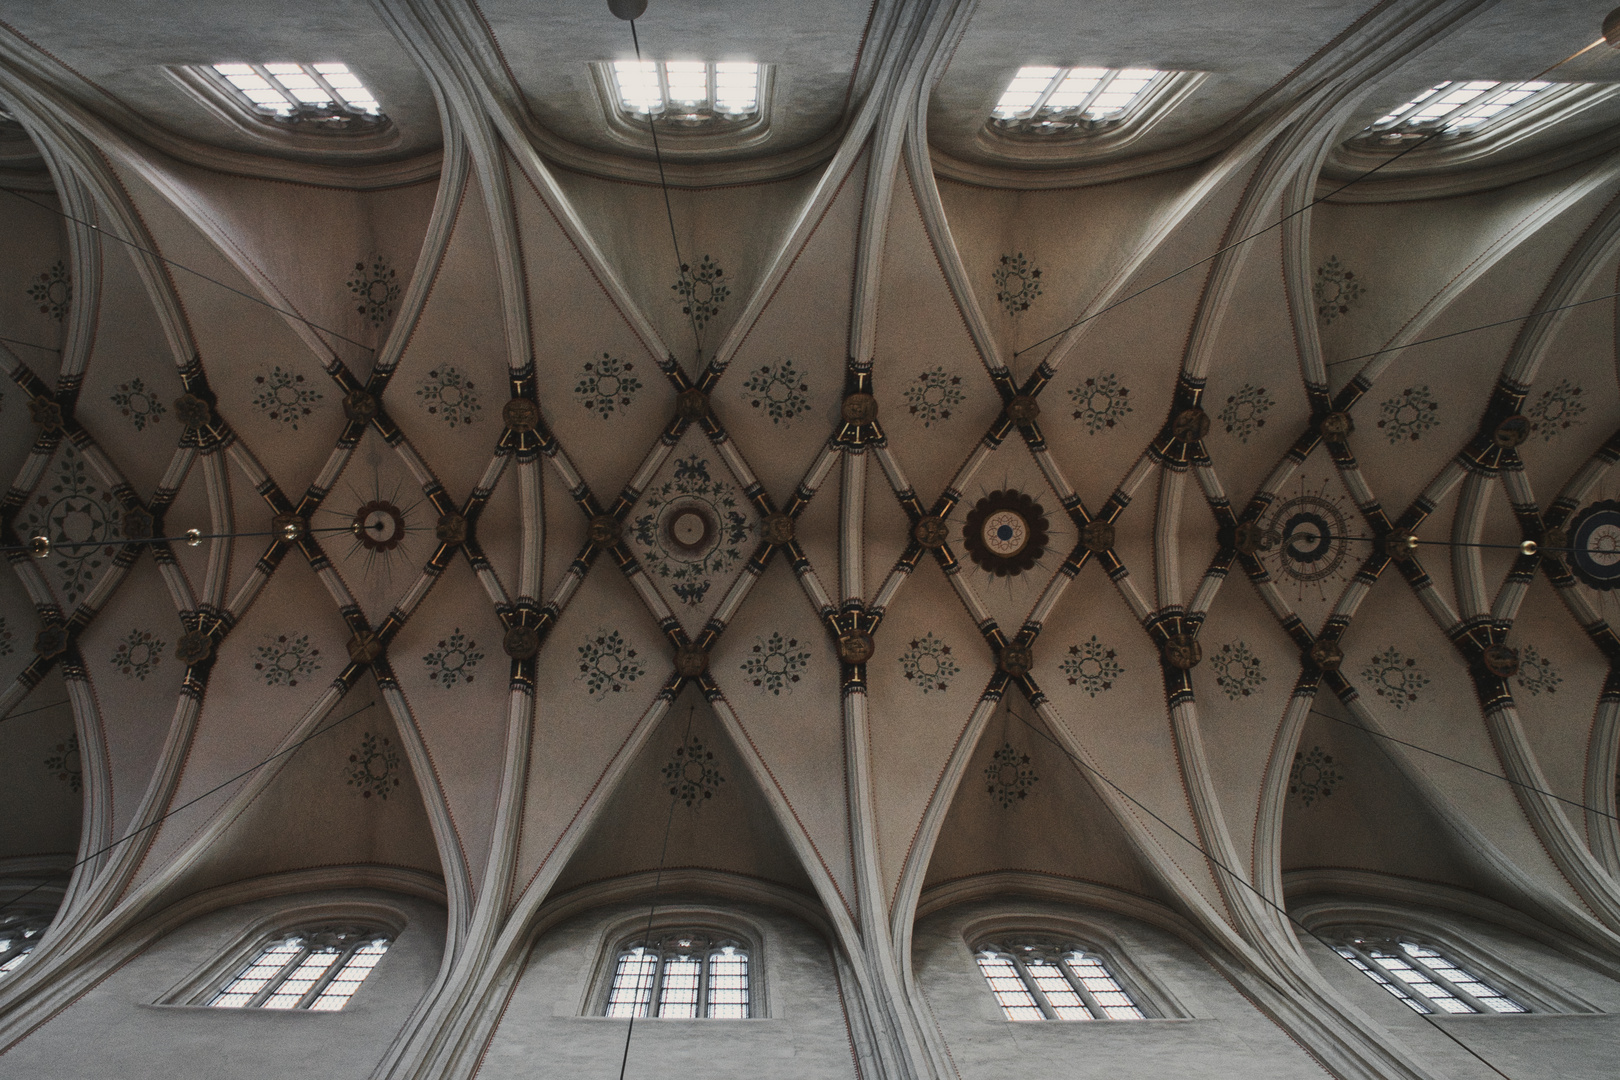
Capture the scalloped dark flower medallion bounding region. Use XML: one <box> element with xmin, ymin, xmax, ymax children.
<box><xmin>962</xmin><ymin>489</ymin><xmax>1049</xmax><ymax>577</ymax></box>
<box><xmin>1567</xmin><ymin>499</ymin><xmax>1620</xmax><ymax>591</ymax></box>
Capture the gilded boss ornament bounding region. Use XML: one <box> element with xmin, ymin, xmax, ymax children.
<box><xmin>502</xmin><ymin>397</ymin><xmax>540</xmax><ymax>432</ymax></box>
<box><xmin>913</xmin><ymin>515</ymin><xmax>949</xmax><ymax>549</ymax></box>
<box><xmin>675</xmin><ymin>644</ymin><xmax>710</xmax><ymax>678</ymax></box>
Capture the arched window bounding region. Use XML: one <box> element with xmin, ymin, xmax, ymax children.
<box><xmin>1329</xmin><ymin>931</ymin><xmax>1526</xmax><ymax>1014</ymax></box>
<box><xmin>0</xmin><ymin>914</ymin><xmax>50</xmax><ymax>977</ymax></box>
<box><xmin>204</xmin><ymin>63</ymin><xmax>383</xmax><ymax>127</ymax></box>
<box><xmin>974</xmin><ymin>939</ymin><xmax>1148</xmax><ymax>1020</ymax></box>
<box><xmin>204</xmin><ymin>925</ymin><xmax>392</xmax><ymax>1011</ymax></box>
<box><xmin>604</xmin><ymin>931</ymin><xmax>750</xmax><ymax>1019</ymax></box>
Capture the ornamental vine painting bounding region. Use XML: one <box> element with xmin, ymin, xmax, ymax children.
<box><xmin>19</xmin><ymin>442</ymin><xmax>123</xmax><ymax>606</ymax></box>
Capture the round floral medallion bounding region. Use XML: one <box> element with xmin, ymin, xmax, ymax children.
<box><xmin>353</xmin><ymin>500</ymin><xmax>406</xmax><ymax>552</ymax></box>
<box><xmin>962</xmin><ymin>490</ymin><xmax>1049</xmax><ymax>577</ymax></box>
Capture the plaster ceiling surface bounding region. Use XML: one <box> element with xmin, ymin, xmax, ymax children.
<box><xmin>9</xmin><ymin>1</ymin><xmax>1620</xmax><ymax>1074</ymax></box>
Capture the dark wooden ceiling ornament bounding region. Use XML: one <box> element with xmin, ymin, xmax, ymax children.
<box><xmin>503</xmin><ymin>625</ymin><xmax>540</xmax><ymax>660</ymax></box>
<box><xmin>1005</xmin><ymin>395</ymin><xmax>1040</xmax><ymax>424</ymax></box>
<box><xmin>352</xmin><ymin>501</ymin><xmax>405</xmax><ymax>552</ymax></box>
<box><xmin>1171</xmin><ymin>407</ymin><xmax>1209</xmax><ymax>441</ymax></box>
<box><xmin>1079</xmin><ymin>520</ymin><xmax>1114</xmax><ymax>553</ymax></box>
<box><xmin>1542</xmin><ymin>524</ymin><xmax>1568</xmax><ymax>552</ymax></box>
<box><xmin>1380</xmin><ymin>530</ymin><xmax>1418</xmax><ymax>562</ymax></box>
<box><xmin>1230</xmin><ymin>521</ymin><xmax>1266</xmax><ymax>556</ymax></box>
<box><xmin>999</xmin><ymin>643</ymin><xmax>1033</xmax><ymax>677</ymax></box>
<box><xmin>123</xmin><ymin>507</ymin><xmax>155</xmax><ymax>541</ymax></box>
<box><xmin>435</xmin><ymin>512</ymin><xmax>467</xmax><ymax>545</ymax></box>
<box><xmin>33</xmin><ymin>625</ymin><xmax>67</xmax><ymax>659</ymax></box>
<box><xmin>1306</xmin><ymin>638</ymin><xmax>1343</xmax><ymax>671</ymax></box>
<box><xmin>913</xmin><ymin>515</ymin><xmax>949</xmax><ymax>549</ymax></box>
<box><xmin>1481</xmin><ymin>643</ymin><xmax>1519</xmax><ymax>678</ymax></box>
<box><xmin>838</xmin><ymin>632</ymin><xmax>875</xmax><ymax>665</ymax></box>
<box><xmin>342</xmin><ymin>390</ymin><xmax>379</xmax><ymax>422</ymax></box>
<box><xmin>28</xmin><ymin>396</ymin><xmax>63</xmax><ymax>430</ymax></box>
<box><xmin>1491</xmin><ymin>414</ymin><xmax>1529</xmax><ymax>448</ymax></box>
<box><xmin>762</xmin><ymin>512</ymin><xmax>795</xmax><ymax>545</ymax></box>
<box><xmin>1566</xmin><ymin>500</ymin><xmax>1620</xmax><ymax>590</ymax></box>
<box><xmin>347</xmin><ymin>631</ymin><xmax>383</xmax><ymax>664</ymax></box>
<box><xmin>675</xmin><ymin>387</ymin><xmax>710</xmax><ymax>421</ymax></box>
<box><xmin>962</xmin><ymin>489</ymin><xmax>1049</xmax><ymax>577</ymax></box>
<box><xmin>175</xmin><ymin>630</ymin><xmax>213</xmax><ymax>666</ymax></box>
<box><xmin>674</xmin><ymin>643</ymin><xmax>709</xmax><ymax>678</ymax></box>
<box><xmin>174</xmin><ymin>393</ymin><xmax>213</xmax><ymax>429</ymax></box>
<box><xmin>1318</xmin><ymin>411</ymin><xmax>1354</xmax><ymax>443</ymax></box>
<box><xmin>589</xmin><ymin>515</ymin><xmax>621</xmax><ymax>545</ymax></box>
<box><xmin>1162</xmin><ymin>634</ymin><xmax>1201</xmax><ymax>670</ymax></box>
<box><xmin>841</xmin><ymin>392</ymin><xmax>878</xmax><ymax>424</ymax></box>
<box><xmin>272</xmin><ymin>512</ymin><xmax>306</xmax><ymax>543</ymax></box>
<box><xmin>502</xmin><ymin>397</ymin><xmax>540</xmax><ymax>432</ymax></box>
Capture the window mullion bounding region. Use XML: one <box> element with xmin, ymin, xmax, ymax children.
<box><xmin>1059</xmin><ymin>956</ymin><xmax>1107</xmax><ymax>1019</ymax></box>
<box><xmin>655</xmin><ymin>64</ymin><xmax>671</xmax><ymax>116</ymax></box>
<box><xmin>247</xmin><ymin>946</ymin><xmax>308</xmax><ymax>1008</ymax></box>
<box><xmin>296</xmin><ymin>946</ymin><xmax>351</xmax><ymax>1009</ymax></box>
<box><xmin>250</xmin><ymin>64</ymin><xmax>298</xmax><ymax>112</ymax></box>
<box><xmin>1080</xmin><ymin>70</ymin><xmax>1117</xmax><ymax>115</ymax></box>
<box><xmin>1028</xmin><ymin>71</ymin><xmax>1063</xmax><ymax>116</ymax></box>
<box><xmin>1008</xmin><ymin>953</ymin><xmax>1057</xmax><ymax>1019</ymax></box>
<box><xmin>647</xmin><ymin>950</ymin><xmax>666</xmax><ymax>1018</ymax></box>
<box><xmin>307</xmin><ymin>69</ymin><xmax>345</xmax><ymax>110</ymax></box>
<box><xmin>1351</xmin><ymin>944</ymin><xmax>1430</xmax><ymax>1013</ymax></box>
<box><xmin>697</xmin><ymin>946</ymin><xmax>710</xmax><ymax>1018</ymax></box>
<box><xmin>1407</xmin><ymin>954</ymin><xmax>1488</xmax><ymax>1013</ymax></box>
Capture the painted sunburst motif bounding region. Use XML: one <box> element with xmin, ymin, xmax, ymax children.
<box><xmin>1256</xmin><ymin>475</ymin><xmax>1357</xmax><ymax>606</ymax></box>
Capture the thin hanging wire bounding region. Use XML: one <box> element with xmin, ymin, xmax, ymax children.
<box><xmin>1006</xmin><ymin>706</ymin><xmax>1517</xmax><ymax>1080</ymax></box>
<box><xmin>1013</xmin><ymin>38</ymin><xmax>1606</xmax><ymax>363</ymax></box>
<box><xmin>617</xmin><ymin>703</ymin><xmax>698</xmax><ymax>1080</ymax></box>
<box><xmin>629</xmin><ymin>20</ymin><xmax>706</xmax><ymax>360</ymax></box>
<box><xmin>0</xmin><ymin>699</ymin><xmax>376</xmax><ymax>924</ymax></box>
<box><xmin>1324</xmin><ymin>287</ymin><xmax>1620</xmax><ymax>367</ymax></box>
<box><xmin>0</xmin><ymin>187</ymin><xmax>372</xmax><ymax>357</ymax></box>
<box><xmin>0</xmin><ymin>334</ymin><xmax>60</xmax><ymax>354</ymax></box>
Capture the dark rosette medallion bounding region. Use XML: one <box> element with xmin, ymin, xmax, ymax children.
<box><xmin>962</xmin><ymin>489</ymin><xmax>1049</xmax><ymax>577</ymax></box>
<box><xmin>1566</xmin><ymin>499</ymin><xmax>1620</xmax><ymax>590</ymax></box>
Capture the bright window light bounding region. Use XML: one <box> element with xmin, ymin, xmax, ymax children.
<box><xmin>1333</xmin><ymin>936</ymin><xmax>1527</xmax><ymax>1015</ymax></box>
<box><xmin>975</xmin><ymin>942</ymin><xmax>1149</xmax><ymax>1020</ymax></box>
<box><xmin>210</xmin><ymin>62</ymin><xmax>383</xmax><ymax>121</ymax></box>
<box><xmin>1363</xmin><ymin>80</ymin><xmax>1556</xmax><ymax>143</ymax></box>
<box><xmin>609</xmin><ymin>61</ymin><xmax>761</xmax><ymax>127</ymax></box>
<box><xmin>991</xmin><ymin>65</ymin><xmax>1171</xmax><ymax>134</ymax></box>
<box><xmin>206</xmin><ymin>928</ymin><xmax>392</xmax><ymax>1010</ymax></box>
<box><xmin>0</xmin><ymin>916</ymin><xmax>49</xmax><ymax>977</ymax></box>
<box><xmin>603</xmin><ymin>933</ymin><xmax>750</xmax><ymax>1018</ymax></box>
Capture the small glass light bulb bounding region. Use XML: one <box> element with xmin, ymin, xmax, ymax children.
<box><xmin>186</xmin><ymin>528</ymin><xmax>203</xmax><ymax>547</ymax></box>
<box><xmin>29</xmin><ymin>535</ymin><xmax>50</xmax><ymax>558</ymax></box>
<box><xmin>1520</xmin><ymin>539</ymin><xmax>1538</xmax><ymax>556</ymax></box>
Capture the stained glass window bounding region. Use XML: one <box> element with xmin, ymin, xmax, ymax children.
<box><xmin>209</xmin><ymin>63</ymin><xmax>383</xmax><ymax>123</ymax></box>
<box><xmin>206</xmin><ymin>927</ymin><xmax>392</xmax><ymax>1010</ymax></box>
<box><xmin>1332</xmin><ymin>935</ymin><xmax>1527</xmax><ymax>1015</ymax></box>
<box><xmin>990</xmin><ymin>66</ymin><xmax>1172</xmax><ymax>136</ymax></box>
<box><xmin>604</xmin><ymin>932</ymin><xmax>749</xmax><ymax>1019</ymax></box>
<box><xmin>975</xmin><ymin>941</ymin><xmax>1148</xmax><ymax>1020</ymax></box>
<box><xmin>610</xmin><ymin>61</ymin><xmax>761</xmax><ymax>127</ymax></box>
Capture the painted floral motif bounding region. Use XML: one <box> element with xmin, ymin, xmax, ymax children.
<box><xmin>345</xmin><ymin>731</ymin><xmax>402</xmax><ymax>800</ymax></box>
<box><xmin>1209</xmin><ymin>641</ymin><xmax>1265</xmax><ymax>701</ymax></box>
<box><xmin>110</xmin><ymin>378</ymin><xmax>165</xmax><ymax>432</ymax></box>
<box><xmin>422</xmin><ymin>629</ymin><xmax>482</xmax><ymax>688</ymax></box>
<box><xmin>632</xmin><ymin>455</ymin><xmax>752</xmax><ymax>607</ymax></box>
<box><xmin>110</xmin><ymin>628</ymin><xmax>164</xmax><ymax>681</ymax></box>
<box><xmin>1377</xmin><ymin>385</ymin><xmax>1439</xmax><ymax>444</ymax></box>
<box><xmin>577</xmin><ymin>629</ymin><xmax>646</xmax><ymax>699</ymax></box>
<box><xmin>1218</xmin><ymin>384</ymin><xmax>1274</xmax><ymax>443</ymax></box>
<box><xmin>20</xmin><ymin>443</ymin><xmax>123</xmax><ymax>606</ymax></box>
<box><xmin>985</xmin><ymin>741</ymin><xmax>1037</xmax><ymax>808</ymax></box>
<box><xmin>27</xmin><ymin>261</ymin><xmax>71</xmax><ymax>322</ymax></box>
<box><xmin>1069</xmin><ymin>373</ymin><xmax>1131</xmax><ymax>434</ymax></box>
<box><xmin>903</xmin><ymin>367</ymin><xmax>965</xmax><ymax>427</ymax></box>
<box><xmin>662</xmin><ymin>734</ymin><xmax>724</xmax><ymax>808</ymax></box>
<box><xmin>0</xmin><ymin>616</ymin><xmax>13</xmax><ymax>658</ymax></box>
<box><xmin>898</xmin><ymin>632</ymin><xmax>959</xmax><ymax>694</ymax></box>
<box><xmin>251</xmin><ymin>366</ymin><xmax>323</xmax><ymax>430</ymax></box>
<box><xmin>254</xmin><ymin>634</ymin><xmax>321</xmax><ymax>687</ymax></box>
<box><xmin>741</xmin><ymin>360</ymin><xmax>810</xmax><ymax>424</ymax></box>
<box><xmin>574</xmin><ymin>353</ymin><xmax>642</xmax><ymax>419</ymax></box>
<box><xmin>1314</xmin><ymin>256</ymin><xmax>1363</xmax><ymax>324</ymax></box>
<box><xmin>347</xmin><ymin>256</ymin><xmax>400</xmax><ymax>327</ymax></box>
<box><xmin>1361</xmin><ymin>646</ymin><xmax>1429</xmax><ymax>710</ymax></box>
<box><xmin>1526</xmin><ymin>379</ymin><xmax>1585</xmax><ymax>442</ymax></box>
<box><xmin>44</xmin><ymin>734</ymin><xmax>80</xmax><ymax>793</ymax></box>
<box><xmin>1289</xmin><ymin>746</ymin><xmax>1342</xmax><ymax>807</ymax></box>
<box><xmin>741</xmin><ymin>631</ymin><xmax>810</xmax><ymax>696</ymax></box>
<box><xmin>1513</xmin><ymin>644</ymin><xmax>1560</xmax><ymax>698</ymax></box>
<box><xmin>416</xmin><ymin>366</ymin><xmax>480</xmax><ymax>428</ymax></box>
<box><xmin>1060</xmin><ymin>636</ymin><xmax>1122</xmax><ymax>697</ymax></box>
<box><xmin>993</xmin><ymin>253</ymin><xmax>1043</xmax><ymax>316</ymax></box>
<box><xmin>672</xmin><ymin>255</ymin><xmax>730</xmax><ymax>331</ymax></box>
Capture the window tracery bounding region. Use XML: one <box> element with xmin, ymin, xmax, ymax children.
<box><xmin>1329</xmin><ymin>932</ymin><xmax>1526</xmax><ymax>1014</ymax></box>
<box><xmin>605</xmin><ymin>931</ymin><xmax>750</xmax><ymax>1019</ymax></box>
<box><xmin>204</xmin><ymin>925</ymin><xmax>392</xmax><ymax>1010</ymax></box>
<box><xmin>609</xmin><ymin>61</ymin><xmax>762</xmax><ymax>128</ymax></box>
<box><xmin>974</xmin><ymin>940</ymin><xmax>1147</xmax><ymax>1020</ymax></box>
<box><xmin>0</xmin><ymin>914</ymin><xmax>49</xmax><ymax>977</ymax></box>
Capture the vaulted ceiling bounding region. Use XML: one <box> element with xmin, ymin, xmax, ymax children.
<box><xmin>5</xmin><ymin>1</ymin><xmax>1620</xmax><ymax>1076</ymax></box>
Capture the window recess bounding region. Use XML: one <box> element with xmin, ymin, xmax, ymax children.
<box><xmin>604</xmin><ymin>931</ymin><xmax>750</xmax><ymax>1019</ymax></box>
<box><xmin>205</xmin><ymin>926</ymin><xmax>392</xmax><ymax>1011</ymax></box>
<box><xmin>975</xmin><ymin>940</ymin><xmax>1149</xmax><ymax>1020</ymax></box>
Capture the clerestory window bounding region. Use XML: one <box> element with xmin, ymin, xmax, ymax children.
<box><xmin>0</xmin><ymin>914</ymin><xmax>49</xmax><ymax>977</ymax></box>
<box><xmin>207</xmin><ymin>63</ymin><xmax>383</xmax><ymax>126</ymax></box>
<box><xmin>1331</xmin><ymin>934</ymin><xmax>1526</xmax><ymax>1014</ymax></box>
<box><xmin>205</xmin><ymin>926</ymin><xmax>391</xmax><ymax>1010</ymax></box>
<box><xmin>609</xmin><ymin>61</ymin><xmax>762</xmax><ymax>129</ymax></box>
<box><xmin>604</xmin><ymin>931</ymin><xmax>750</xmax><ymax>1018</ymax></box>
<box><xmin>989</xmin><ymin>66</ymin><xmax>1177</xmax><ymax>137</ymax></box>
<box><xmin>975</xmin><ymin>940</ymin><xmax>1148</xmax><ymax>1020</ymax></box>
